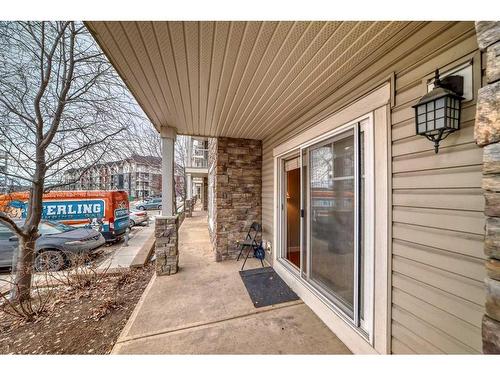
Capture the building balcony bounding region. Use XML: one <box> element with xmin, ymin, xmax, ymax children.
<box><xmin>185</xmin><ymin>165</ymin><xmax>208</xmax><ymax>177</ymax></box>
<box><xmin>193</xmin><ymin>148</ymin><xmax>208</xmax><ymax>158</ymax></box>
<box><xmin>186</xmin><ymin>147</ymin><xmax>208</xmax><ymax>175</ymax></box>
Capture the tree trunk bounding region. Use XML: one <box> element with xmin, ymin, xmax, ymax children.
<box><xmin>12</xmin><ymin>172</ymin><xmax>44</xmax><ymax>302</ymax></box>
<box><xmin>11</xmin><ymin>235</ymin><xmax>36</xmax><ymax>302</ymax></box>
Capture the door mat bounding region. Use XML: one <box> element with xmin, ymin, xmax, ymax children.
<box><xmin>239</xmin><ymin>267</ymin><xmax>300</xmax><ymax>308</ymax></box>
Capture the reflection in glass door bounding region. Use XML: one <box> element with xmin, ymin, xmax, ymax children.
<box><xmin>308</xmin><ymin>129</ymin><xmax>357</xmax><ymax>318</ymax></box>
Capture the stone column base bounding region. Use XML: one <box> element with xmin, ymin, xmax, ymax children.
<box><xmin>203</xmin><ymin>176</ymin><xmax>208</xmax><ymax>211</ymax></box>
<box><xmin>483</xmin><ymin>315</ymin><xmax>500</xmax><ymax>353</ymax></box>
<box><xmin>155</xmin><ymin>215</ymin><xmax>179</xmax><ymax>276</ymax></box>
<box><xmin>475</xmin><ymin>21</ymin><xmax>500</xmax><ymax>353</ymax></box>
<box><xmin>185</xmin><ymin>199</ymin><xmax>192</xmax><ymax>217</ymax></box>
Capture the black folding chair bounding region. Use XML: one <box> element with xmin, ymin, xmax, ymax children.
<box><xmin>236</xmin><ymin>222</ymin><xmax>262</xmax><ymax>271</ymax></box>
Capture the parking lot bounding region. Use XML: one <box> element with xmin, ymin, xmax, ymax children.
<box><xmin>0</xmin><ymin>209</ymin><xmax>161</xmax><ymax>294</ymax></box>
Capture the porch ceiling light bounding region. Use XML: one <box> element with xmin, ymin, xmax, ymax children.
<box><xmin>413</xmin><ymin>69</ymin><xmax>464</xmax><ymax>154</ymax></box>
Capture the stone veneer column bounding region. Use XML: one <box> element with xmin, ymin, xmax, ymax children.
<box><xmin>203</xmin><ymin>176</ymin><xmax>208</xmax><ymax>211</ymax></box>
<box><xmin>154</xmin><ymin>215</ymin><xmax>179</xmax><ymax>276</ymax></box>
<box><xmin>474</xmin><ymin>21</ymin><xmax>500</xmax><ymax>354</ymax></box>
<box><xmin>185</xmin><ymin>198</ymin><xmax>192</xmax><ymax>217</ymax></box>
<box><xmin>208</xmin><ymin>137</ymin><xmax>262</xmax><ymax>261</ymax></box>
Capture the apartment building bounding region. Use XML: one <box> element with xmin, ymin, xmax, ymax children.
<box><xmin>185</xmin><ymin>136</ymin><xmax>209</xmax><ymax>209</ymax></box>
<box><xmin>63</xmin><ymin>154</ymin><xmax>162</xmax><ymax>200</ymax></box>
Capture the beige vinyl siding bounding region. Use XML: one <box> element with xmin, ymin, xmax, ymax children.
<box><xmin>261</xmin><ymin>22</ymin><xmax>485</xmax><ymax>353</ymax></box>
<box><xmin>390</xmin><ymin>31</ymin><xmax>485</xmax><ymax>353</ymax></box>
<box><xmin>262</xmin><ymin>21</ymin><xmax>476</xmax><ymax>237</ymax></box>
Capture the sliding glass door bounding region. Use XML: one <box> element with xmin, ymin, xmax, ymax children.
<box><xmin>308</xmin><ymin>129</ymin><xmax>358</xmax><ymax>318</ymax></box>
<box><xmin>279</xmin><ymin>118</ymin><xmax>372</xmax><ymax>336</ymax></box>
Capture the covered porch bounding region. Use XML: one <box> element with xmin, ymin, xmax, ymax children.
<box><xmin>85</xmin><ymin>21</ymin><xmax>498</xmax><ymax>354</ymax></box>
<box><xmin>112</xmin><ymin>209</ymin><xmax>350</xmax><ymax>354</ymax></box>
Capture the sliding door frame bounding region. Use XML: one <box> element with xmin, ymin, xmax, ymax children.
<box><xmin>277</xmin><ymin>115</ymin><xmax>374</xmax><ymax>338</ymax></box>
<box><xmin>278</xmin><ymin>152</ymin><xmax>302</xmax><ymax>274</ymax></box>
<box><xmin>272</xmin><ymin>83</ymin><xmax>391</xmax><ymax>354</ymax></box>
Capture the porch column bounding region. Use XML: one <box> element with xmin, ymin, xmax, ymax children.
<box><xmin>203</xmin><ymin>176</ymin><xmax>208</xmax><ymax>211</ymax></box>
<box><xmin>474</xmin><ymin>21</ymin><xmax>500</xmax><ymax>354</ymax></box>
<box><xmin>156</xmin><ymin>125</ymin><xmax>179</xmax><ymax>276</ymax></box>
<box><xmin>186</xmin><ymin>173</ymin><xmax>192</xmax><ymax>200</ymax></box>
<box><xmin>200</xmin><ymin>177</ymin><xmax>206</xmax><ymax>210</ymax></box>
<box><xmin>207</xmin><ymin>137</ymin><xmax>262</xmax><ymax>261</ymax></box>
<box><xmin>161</xmin><ymin>126</ymin><xmax>176</xmax><ymax>216</ymax></box>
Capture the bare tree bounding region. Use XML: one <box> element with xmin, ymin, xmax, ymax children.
<box><xmin>0</xmin><ymin>21</ymin><xmax>142</xmax><ymax>311</ymax></box>
<box><xmin>127</xmin><ymin>122</ymin><xmax>162</xmax><ymax>160</ymax></box>
<box><xmin>126</xmin><ymin>127</ymin><xmax>191</xmax><ymax>212</ymax></box>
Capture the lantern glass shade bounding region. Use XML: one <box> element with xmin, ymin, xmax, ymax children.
<box><xmin>414</xmin><ymin>93</ymin><xmax>461</xmax><ymax>136</ymax></box>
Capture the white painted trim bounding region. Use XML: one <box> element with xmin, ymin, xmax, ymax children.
<box><xmin>276</xmin><ymin>116</ymin><xmax>376</xmax><ymax>348</ymax></box>
<box><xmin>273</xmin><ymin>83</ymin><xmax>391</xmax><ymax>157</ymax></box>
<box><xmin>373</xmin><ymin>105</ymin><xmax>391</xmax><ymax>354</ymax></box>
<box><xmin>160</xmin><ymin>126</ymin><xmax>176</xmax><ymax>140</ymax></box>
<box><xmin>161</xmin><ymin>136</ymin><xmax>175</xmax><ymax>216</ymax></box>
<box><xmin>208</xmin><ymin>163</ymin><xmax>215</xmax><ymax>232</ymax></box>
<box><xmin>185</xmin><ymin>166</ymin><xmax>208</xmax><ymax>176</ymax></box>
<box><xmin>272</xmin><ymin>83</ymin><xmax>391</xmax><ymax>354</ymax></box>
<box><xmin>360</xmin><ymin>117</ymin><xmax>375</xmax><ymax>341</ymax></box>
<box><xmin>273</xmin><ymin>261</ymin><xmax>377</xmax><ymax>354</ymax></box>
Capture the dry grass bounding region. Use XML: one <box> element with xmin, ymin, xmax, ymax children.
<box><xmin>0</xmin><ymin>264</ymin><xmax>153</xmax><ymax>354</ymax></box>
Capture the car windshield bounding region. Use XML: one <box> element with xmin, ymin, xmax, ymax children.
<box><xmin>40</xmin><ymin>221</ymin><xmax>76</xmax><ymax>234</ymax></box>
<box><xmin>0</xmin><ymin>224</ymin><xmax>13</xmax><ymax>239</ymax></box>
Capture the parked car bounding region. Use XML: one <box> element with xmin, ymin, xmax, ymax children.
<box><xmin>133</xmin><ymin>196</ymin><xmax>161</xmax><ymax>207</ymax></box>
<box><xmin>0</xmin><ymin>220</ymin><xmax>105</xmax><ymax>272</ymax></box>
<box><xmin>135</xmin><ymin>197</ymin><xmax>162</xmax><ymax>211</ymax></box>
<box><xmin>129</xmin><ymin>208</ymin><xmax>149</xmax><ymax>227</ymax></box>
<box><xmin>132</xmin><ymin>198</ymin><xmax>149</xmax><ymax>207</ymax></box>
<box><xmin>0</xmin><ymin>190</ymin><xmax>130</xmax><ymax>243</ymax></box>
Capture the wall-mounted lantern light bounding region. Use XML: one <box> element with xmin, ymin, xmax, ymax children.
<box><xmin>413</xmin><ymin>69</ymin><xmax>464</xmax><ymax>153</ymax></box>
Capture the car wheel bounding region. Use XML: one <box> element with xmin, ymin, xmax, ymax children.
<box><xmin>35</xmin><ymin>250</ymin><xmax>65</xmax><ymax>272</ymax></box>
<box><xmin>138</xmin><ymin>206</ymin><xmax>145</xmax><ymax>210</ymax></box>
<box><xmin>158</xmin><ymin>205</ymin><xmax>162</xmax><ymax>210</ymax></box>
<box><xmin>129</xmin><ymin>219</ymin><xmax>136</xmax><ymax>227</ymax></box>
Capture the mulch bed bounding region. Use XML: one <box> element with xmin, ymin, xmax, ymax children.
<box><xmin>0</xmin><ymin>264</ymin><xmax>154</xmax><ymax>354</ymax></box>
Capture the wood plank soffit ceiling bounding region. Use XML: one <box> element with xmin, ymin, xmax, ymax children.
<box><xmin>86</xmin><ymin>21</ymin><xmax>426</xmax><ymax>139</ymax></box>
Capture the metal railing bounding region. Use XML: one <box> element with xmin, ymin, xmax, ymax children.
<box><xmin>189</xmin><ymin>148</ymin><xmax>208</xmax><ymax>168</ymax></box>
<box><xmin>193</xmin><ymin>148</ymin><xmax>208</xmax><ymax>158</ymax></box>
<box><xmin>192</xmin><ymin>158</ymin><xmax>208</xmax><ymax>168</ymax></box>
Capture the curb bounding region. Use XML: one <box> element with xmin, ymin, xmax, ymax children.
<box><xmin>111</xmin><ymin>272</ymin><xmax>157</xmax><ymax>354</ymax></box>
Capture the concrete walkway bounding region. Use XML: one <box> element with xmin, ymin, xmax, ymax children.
<box><xmin>112</xmin><ymin>210</ymin><xmax>351</xmax><ymax>354</ymax></box>
<box><xmin>97</xmin><ymin>224</ymin><xmax>155</xmax><ymax>271</ymax></box>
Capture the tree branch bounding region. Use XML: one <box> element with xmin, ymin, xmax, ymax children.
<box><xmin>40</xmin><ymin>22</ymin><xmax>74</xmax><ymax>150</ymax></box>
<box><xmin>0</xmin><ymin>213</ymin><xmax>25</xmax><ymax>238</ymax></box>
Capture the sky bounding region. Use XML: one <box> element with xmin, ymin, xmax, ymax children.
<box><xmin>0</xmin><ymin>22</ymin><xmax>160</xmax><ymax>189</ymax></box>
